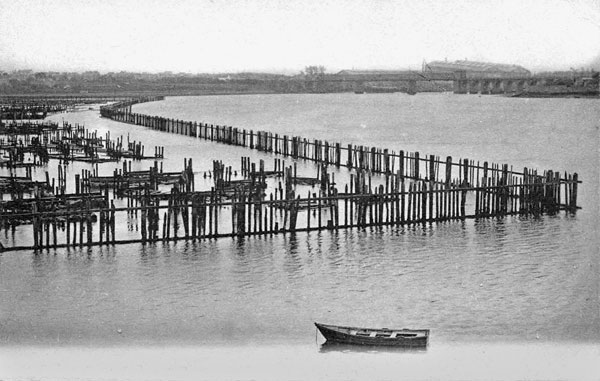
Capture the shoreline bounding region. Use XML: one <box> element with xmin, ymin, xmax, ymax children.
<box><xmin>2</xmin><ymin>89</ymin><xmax>598</xmax><ymax>99</ymax></box>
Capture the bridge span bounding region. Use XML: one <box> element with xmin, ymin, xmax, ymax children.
<box><xmin>301</xmin><ymin>70</ymin><xmax>595</xmax><ymax>95</ymax></box>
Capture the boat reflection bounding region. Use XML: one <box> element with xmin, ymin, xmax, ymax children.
<box><xmin>319</xmin><ymin>342</ymin><xmax>428</xmax><ymax>354</ymax></box>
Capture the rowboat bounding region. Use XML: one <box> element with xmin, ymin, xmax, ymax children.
<box><xmin>315</xmin><ymin>322</ymin><xmax>429</xmax><ymax>347</ymax></box>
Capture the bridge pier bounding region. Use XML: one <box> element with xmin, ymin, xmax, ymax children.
<box><xmin>454</xmin><ymin>80</ymin><xmax>468</xmax><ymax>94</ymax></box>
<box><xmin>479</xmin><ymin>80</ymin><xmax>490</xmax><ymax>94</ymax></box>
<box><xmin>490</xmin><ymin>80</ymin><xmax>503</xmax><ymax>94</ymax></box>
<box><xmin>407</xmin><ymin>80</ymin><xmax>417</xmax><ymax>95</ymax></box>
<box><xmin>467</xmin><ymin>80</ymin><xmax>479</xmax><ymax>94</ymax></box>
<box><xmin>477</xmin><ymin>80</ymin><xmax>485</xmax><ymax>94</ymax></box>
<box><xmin>503</xmin><ymin>80</ymin><xmax>523</xmax><ymax>94</ymax></box>
<box><xmin>453</xmin><ymin>70</ymin><xmax>468</xmax><ymax>94</ymax></box>
<box><xmin>505</xmin><ymin>79</ymin><xmax>519</xmax><ymax>94</ymax></box>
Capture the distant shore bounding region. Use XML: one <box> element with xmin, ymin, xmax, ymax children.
<box><xmin>512</xmin><ymin>93</ymin><xmax>599</xmax><ymax>99</ymax></box>
<box><xmin>1</xmin><ymin>87</ymin><xmax>597</xmax><ymax>99</ymax></box>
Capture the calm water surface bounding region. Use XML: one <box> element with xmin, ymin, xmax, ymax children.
<box><xmin>1</xmin><ymin>93</ymin><xmax>598</xmax><ymax>380</ymax></box>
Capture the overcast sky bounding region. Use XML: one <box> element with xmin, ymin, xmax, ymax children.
<box><xmin>0</xmin><ymin>0</ymin><xmax>599</xmax><ymax>74</ymax></box>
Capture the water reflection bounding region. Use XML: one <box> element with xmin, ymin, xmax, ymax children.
<box><xmin>282</xmin><ymin>234</ymin><xmax>303</xmax><ymax>280</ymax></box>
<box><xmin>7</xmin><ymin>210</ymin><xmax>593</xmax><ymax>345</ymax></box>
<box><xmin>319</xmin><ymin>341</ymin><xmax>428</xmax><ymax>354</ymax></box>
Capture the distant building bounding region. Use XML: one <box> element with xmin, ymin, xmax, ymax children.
<box><xmin>424</xmin><ymin>60</ymin><xmax>531</xmax><ymax>78</ymax></box>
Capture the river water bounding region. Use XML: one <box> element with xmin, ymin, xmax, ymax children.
<box><xmin>1</xmin><ymin>93</ymin><xmax>598</xmax><ymax>380</ymax></box>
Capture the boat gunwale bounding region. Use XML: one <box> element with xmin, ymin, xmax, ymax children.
<box><xmin>315</xmin><ymin>322</ymin><xmax>430</xmax><ymax>336</ymax></box>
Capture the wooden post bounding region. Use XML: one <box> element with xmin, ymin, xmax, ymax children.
<box><xmin>445</xmin><ymin>156</ymin><xmax>452</xmax><ymax>186</ymax></box>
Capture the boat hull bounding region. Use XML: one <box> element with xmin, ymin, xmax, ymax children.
<box><xmin>315</xmin><ymin>323</ymin><xmax>429</xmax><ymax>348</ymax></box>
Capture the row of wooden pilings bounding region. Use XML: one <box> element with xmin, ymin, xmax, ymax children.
<box><xmin>1</xmin><ymin>95</ymin><xmax>136</xmax><ymax>120</ymax></box>
<box><xmin>100</xmin><ymin>97</ymin><xmax>580</xmax><ymax>211</ymax></box>
<box><xmin>2</xmin><ymin>151</ymin><xmax>578</xmax><ymax>251</ymax></box>
<box><xmin>0</xmin><ymin>121</ymin><xmax>164</xmax><ymax>171</ymax></box>
<box><xmin>0</xmin><ymin>96</ymin><xmax>583</xmax><ymax>251</ymax></box>
<box><xmin>31</xmin><ymin>195</ymin><xmax>116</xmax><ymax>250</ymax></box>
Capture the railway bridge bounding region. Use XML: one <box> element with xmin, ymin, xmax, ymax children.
<box><xmin>303</xmin><ymin>69</ymin><xmax>594</xmax><ymax>95</ymax></box>
<box><xmin>451</xmin><ymin>71</ymin><xmax>572</xmax><ymax>95</ymax></box>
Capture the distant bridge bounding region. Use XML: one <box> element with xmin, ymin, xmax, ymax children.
<box><xmin>302</xmin><ymin>70</ymin><xmax>588</xmax><ymax>94</ymax></box>
<box><xmin>449</xmin><ymin>71</ymin><xmax>580</xmax><ymax>94</ymax></box>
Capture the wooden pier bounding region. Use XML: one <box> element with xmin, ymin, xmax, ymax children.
<box><xmin>0</xmin><ymin>95</ymin><xmax>135</xmax><ymax>120</ymax></box>
<box><xmin>0</xmin><ymin>96</ymin><xmax>582</xmax><ymax>252</ymax></box>
<box><xmin>0</xmin><ymin>154</ymin><xmax>580</xmax><ymax>252</ymax></box>
<box><xmin>0</xmin><ymin>120</ymin><xmax>164</xmax><ymax>167</ymax></box>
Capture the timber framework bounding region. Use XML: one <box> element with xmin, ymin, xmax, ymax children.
<box><xmin>0</xmin><ymin>96</ymin><xmax>581</xmax><ymax>251</ymax></box>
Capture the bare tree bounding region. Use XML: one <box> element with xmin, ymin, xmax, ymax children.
<box><xmin>303</xmin><ymin>65</ymin><xmax>326</xmax><ymax>78</ymax></box>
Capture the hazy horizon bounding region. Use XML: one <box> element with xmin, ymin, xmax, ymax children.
<box><xmin>1</xmin><ymin>0</ymin><xmax>599</xmax><ymax>74</ymax></box>
<box><xmin>2</xmin><ymin>57</ymin><xmax>600</xmax><ymax>76</ymax></box>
